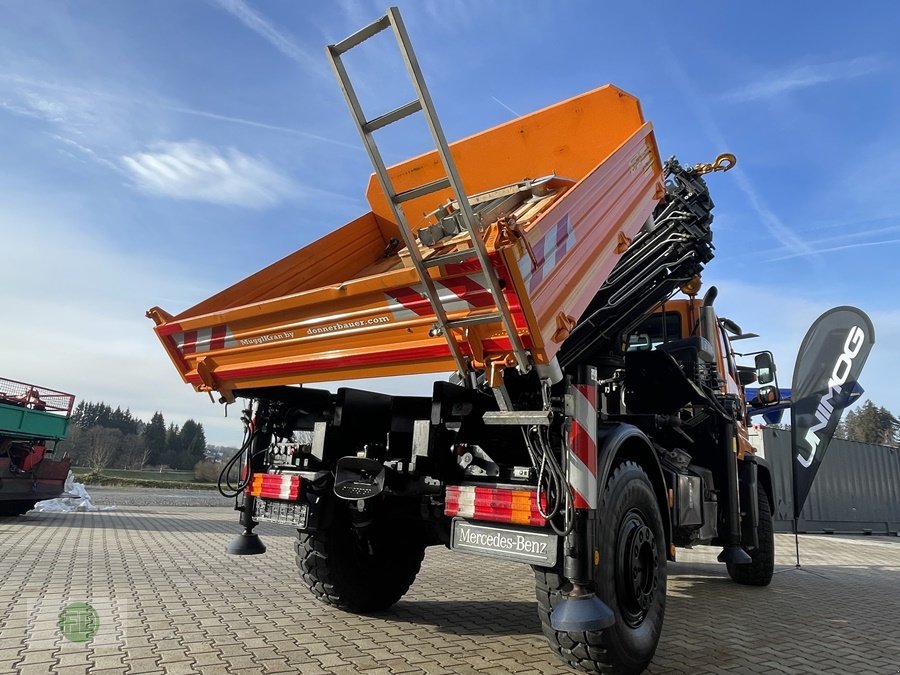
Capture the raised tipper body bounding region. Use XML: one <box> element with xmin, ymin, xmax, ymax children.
<box><xmin>148</xmin><ymin>86</ymin><xmax>663</xmax><ymax>397</ymax></box>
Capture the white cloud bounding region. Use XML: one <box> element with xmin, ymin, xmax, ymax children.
<box><xmin>0</xmin><ymin>199</ymin><xmax>241</xmax><ymax>446</ymax></box>
<box><xmin>52</xmin><ymin>134</ymin><xmax>124</xmax><ymax>173</ymax></box>
<box><xmin>1</xmin><ymin>86</ymin><xmax>89</xmax><ymax>128</ymax></box>
<box><xmin>2</xmin><ymin>91</ymin><xmax>70</xmax><ymax>122</ymax></box>
<box><xmin>121</xmin><ymin>140</ymin><xmax>294</xmax><ymax>207</ymax></box>
<box><xmin>0</xmin><ymin>193</ymin><xmax>442</xmax><ymax>448</ymax></box>
<box><xmin>0</xmin><ymin>71</ymin><xmax>358</xmax><ymax>149</ymax></box>
<box><xmin>723</xmin><ymin>56</ymin><xmax>885</xmax><ymax>103</ymax></box>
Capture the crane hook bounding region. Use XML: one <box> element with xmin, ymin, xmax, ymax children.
<box><xmin>693</xmin><ymin>152</ymin><xmax>736</xmax><ymax>175</ymax></box>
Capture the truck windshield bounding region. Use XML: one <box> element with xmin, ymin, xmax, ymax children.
<box><xmin>627</xmin><ymin>312</ymin><xmax>682</xmax><ymax>351</ymax></box>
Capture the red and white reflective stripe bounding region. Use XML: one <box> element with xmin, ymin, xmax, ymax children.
<box><xmin>445</xmin><ymin>485</ymin><xmax>547</xmax><ymax>527</ymax></box>
<box><xmin>173</xmin><ymin>325</ymin><xmax>237</xmax><ymax>355</ymax></box>
<box><xmin>518</xmin><ymin>213</ymin><xmax>576</xmax><ymax>292</ymax></box>
<box><xmin>384</xmin><ymin>273</ymin><xmax>494</xmax><ymax>321</ymax></box>
<box><xmin>567</xmin><ymin>377</ymin><xmax>598</xmax><ymax>510</ymax></box>
<box><xmin>248</xmin><ymin>473</ymin><xmax>301</xmax><ymax>501</ymax></box>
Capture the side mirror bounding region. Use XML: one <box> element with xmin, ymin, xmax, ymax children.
<box><xmin>750</xmin><ymin>384</ymin><xmax>780</xmax><ymax>407</ymax></box>
<box><xmin>755</xmin><ymin>352</ymin><xmax>776</xmax><ymax>385</ymax></box>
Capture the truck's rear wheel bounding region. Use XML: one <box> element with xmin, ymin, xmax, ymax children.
<box><xmin>727</xmin><ymin>485</ymin><xmax>774</xmax><ymax>586</ymax></box>
<box><xmin>535</xmin><ymin>461</ymin><xmax>666</xmax><ymax>674</ymax></box>
<box><xmin>295</xmin><ymin>505</ymin><xmax>425</xmax><ymax>613</ymax></box>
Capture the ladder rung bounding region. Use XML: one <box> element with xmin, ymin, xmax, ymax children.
<box><xmin>422</xmin><ymin>248</ymin><xmax>476</xmax><ymax>268</ymax></box>
<box><xmin>329</xmin><ymin>16</ymin><xmax>391</xmax><ymax>55</ymax></box>
<box><xmin>446</xmin><ymin>313</ymin><xmax>501</xmax><ymax>329</ymax></box>
<box><xmin>393</xmin><ymin>177</ymin><xmax>451</xmax><ymax>204</ymax></box>
<box><xmin>363</xmin><ymin>100</ymin><xmax>422</xmax><ymax>133</ymax></box>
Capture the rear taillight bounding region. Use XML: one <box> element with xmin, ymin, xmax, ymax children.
<box><xmin>247</xmin><ymin>473</ymin><xmax>301</xmax><ymax>501</ymax></box>
<box><xmin>444</xmin><ymin>485</ymin><xmax>547</xmax><ymax>526</ymax></box>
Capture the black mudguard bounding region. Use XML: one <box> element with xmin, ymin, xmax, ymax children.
<box><xmin>596</xmin><ymin>423</ymin><xmax>673</xmax><ymax>558</ymax></box>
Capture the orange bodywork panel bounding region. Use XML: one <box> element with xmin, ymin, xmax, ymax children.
<box><xmin>148</xmin><ymin>85</ymin><xmax>665</xmax><ymax>398</ymax></box>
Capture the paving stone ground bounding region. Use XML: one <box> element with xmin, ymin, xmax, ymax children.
<box><xmin>1</xmin><ymin>501</ymin><xmax>899</xmax><ymax>675</ymax></box>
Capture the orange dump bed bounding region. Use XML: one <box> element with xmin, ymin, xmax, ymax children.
<box><xmin>148</xmin><ymin>86</ymin><xmax>664</xmax><ymax>398</ymax></box>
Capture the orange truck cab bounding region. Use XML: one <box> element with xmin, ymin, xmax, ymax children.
<box><xmin>625</xmin><ymin>295</ymin><xmax>780</xmax><ymax>462</ymax></box>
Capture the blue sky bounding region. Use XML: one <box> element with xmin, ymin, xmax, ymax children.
<box><xmin>2</xmin><ymin>1</ymin><xmax>899</xmax><ymax>445</ymax></box>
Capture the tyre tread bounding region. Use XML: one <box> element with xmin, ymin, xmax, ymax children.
<box><xmin>727</xmin><ymin>485</ymin><xmax>775</xmax><ymax>586</ymax></box>
<box><xmin>534</xmin><ymin>461</ymin><xmax>666</xmax><ymax>675</ymax></box>
<box><xmin>295</xmin><ymin>516</ymin><xmax>425</xmax><ymax>613</ymax></box>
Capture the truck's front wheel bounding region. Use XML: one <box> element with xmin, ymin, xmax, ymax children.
<box><xmin>295</xmin><ymin>505</ymin><xmax>425</xmax><ymax>613</ymax></box>
<box><xmin>727</xmin><ymin>485</ymin><xmax>774</xmax><ymax>586</ymax></box>
<box><xmin>535</xmin><ymin>461</ymin><xmax>667</xmax><ymax>674</ymax></box>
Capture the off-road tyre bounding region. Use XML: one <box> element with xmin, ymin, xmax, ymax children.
<box><xmin>535</xmin><ymin>461</ymin><xmax>667</xmax><ymax>674</ymax></box>
<box><xmin>295</xmin><ymin>506</ymin><xmax>425</xmax><ymax>613</ymax></box>
<box><xmin>0</xmin><ymin>500</ymin><xmax>36</xmax><ymax>517</ymax></box>
<box><xmin>727</xmin><ymin>485</ymin><xmax>774</xmax><ymax>586</ymax></box>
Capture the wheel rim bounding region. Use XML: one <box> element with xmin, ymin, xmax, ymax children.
<box><xmin>615</xmin><ymin>508</ymin><xmax>659</xmax><ymax>628</ymax></box>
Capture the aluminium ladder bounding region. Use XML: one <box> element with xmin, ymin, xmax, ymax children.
<box><xmin>325</xmin><ymin>6</ymin><xmax>530</xmax><ymax>382</ymax></box>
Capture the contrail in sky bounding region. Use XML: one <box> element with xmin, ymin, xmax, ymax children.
<box><xmin>491</xmin><ymin>96</ymin><xmax>520</xmax><ymax>117</ymax></box>
<box><xmin>209</xmin><ymin>0</ymin><xmax>328</xmax><ymax>79</ymax></box>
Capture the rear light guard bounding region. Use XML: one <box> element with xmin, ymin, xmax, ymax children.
<box><xmin>247</xmin><ymin>471</ymin><xmax>304</xmax><ymax>501</ymax></box>
<box><xmin>444</xmin><ymin>483</ymin><xmax>548</xmax><ymax>527</ymax></box>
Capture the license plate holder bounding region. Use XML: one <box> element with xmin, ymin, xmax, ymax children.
<box><xmin>450</xmin><ymin>518</ymin><xmax>558</xmax><ymax>567</ymax></box>
<box><xmin>252</xmin><ymin>498</ymin><xmax>309</xmax><ymax>528</ymax></box>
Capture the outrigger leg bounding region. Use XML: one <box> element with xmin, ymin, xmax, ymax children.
<box><xmin>551</xmin><ymin>366</ymin><xmax>615</xmax><ymax>632</ymax></box>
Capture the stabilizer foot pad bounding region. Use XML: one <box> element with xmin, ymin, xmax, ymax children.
<box><xmin>550</xmin><ymin>594</ymin><xmax>616</xmax><ymax>632</ymax></box>
<box><xmin>226</xmin><ymin>532</ymin><xmax>267</xmax><ymax>555</ymax></box>
<box><xmin>717</xmin><ymin>546</ymin><xmax>752</xmax><ymax>564</ymax></box>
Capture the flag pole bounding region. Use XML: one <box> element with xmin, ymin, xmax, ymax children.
<box><xmin>776</xmin><ymin>430</ymin><xmax>828</xmax><ymax>578</ymax></box>
<box><xmin>791</xmin><ymin>437</ymin><xmax>801</xmax><ymax>568</ymax></box>
<box><xmin>776</xmin><ymin>432</ymin><xmax>815</xmax><ymax>576</ymax></box>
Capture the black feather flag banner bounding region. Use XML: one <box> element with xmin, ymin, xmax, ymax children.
<box><xmin>791</xmin><ymin>307</ymin><xmax>875</xmax><ymax>519</ymax></box>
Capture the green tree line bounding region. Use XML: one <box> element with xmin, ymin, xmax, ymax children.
<box><xmin>836</xmin><ymin>399</ymin><xmax>899</xmax><ymax>446</ymax></box>
<box><xmin>64</xmin><ymin>401</ymin><xmax>207</xmax><ymax>471</ymax></box>
<box><xmin>770</xmin><ymin>399</ymin><xmax>900</xmax><ymax>447</ymax></box>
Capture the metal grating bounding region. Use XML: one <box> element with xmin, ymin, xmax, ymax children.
<box><xmin>0</xmin><ymin>377</ymin><xmax>75</xmax><ymax>415</ymax></box>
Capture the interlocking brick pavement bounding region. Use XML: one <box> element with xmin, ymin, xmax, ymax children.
<box><xmin>1</xmin><ymin>505</ymin><xmax>898</xmax><ymax>674</ymax></box>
